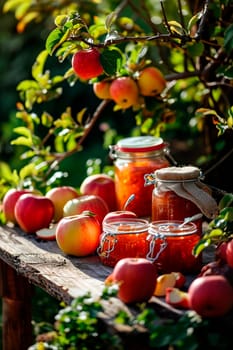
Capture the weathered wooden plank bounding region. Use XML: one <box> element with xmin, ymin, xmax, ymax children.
<box><xmin>0</xmin><ymin>225</ymin><xmax>113</xmax><ymax>303</ymax></box>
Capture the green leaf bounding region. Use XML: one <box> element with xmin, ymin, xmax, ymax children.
<box><xmin>46</xmin><ymin>28</ymin><xmax>65</xmax><ymax>55</ymax></box>
<box><xmin>32</xmin><ymin>50</ymin><xmax>49</xmax><ymax>81</ymax></box>
<box><xmin>17</xmin><ymin>80</ymin><xmax>39</xmax><ymax>91</ymax></box>
<box><xmin>100</xmin><ymin>48</ymin><xmax>123</xmax><ymax>75</ymax></box>
<box><xmin>13</xmin><ymin>126</ymin><xmax>32</xmax><ymax>138</ymax></box>
<box><xmin>11</xmin><ymin>136</ymin><xmax>33</xmax><ymax>147</ymax></box>
<box><xmin>224</xmin><ymin>23</ymin><xmax>233</xmax><ymax>51</ymax></box>
<box><xmin>19</xmin><ymin>163</ymin><xmax>36</xmax><ymax>180</ymax></box>
<box><xmin>219</xmin><ymin>193</ymin><xmax>233</xmax><ymax>209</ymax></box>
<box><xmin>41</xmin><ymin>112</ymin><xmax>53</xmax><ymax>127</ymax></box>
<box><xmin>186</xmin><ymin>42</ymin><xmax>204</xmax><ymax>57</ymax></box>
<box><xmin>193</xmin><ymin>238</ymin><xmax>211</xmax><ymax>257</ymax></box>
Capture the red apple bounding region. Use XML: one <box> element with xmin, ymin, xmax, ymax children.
<box><xmin>110</xmin><ymin>257</ymin><xmax>157</xmax><ymax>304</ymax></box>
<box><xmin>72</xmin><ymin>48</ymin><xmax>103</xmax><ymax>80</ymax></box>
<box><xmin>80</xmin><ymin>174</ymin><xmax>117</xmax><ymax>212</ymax></box>
<box><xmin>216</xmin><ymin>241</ymin><xmax>228</xmax><ymax>263</ymax></box>
<box><xmin>102</xmin><ymin>210</ymin><xmax>137</xmax><ymax>223</ymax></box>
<box><xmin>63</xmin><ymin>194</ymin><xmax>109</xmax><ymax>225</ymax></box>
<box><xmin>226</xmin><ymin>239</ymin><xmax>233</xmax><ymax>268</ymax></box>
<box><xmin>55</xmin><ymin>213</ymin><xmax>101</xmax><ymax>256</ymax></box>
<box><xmin>188</xmin><ymin>275</ymin><xmax>233</xmax><ymax>317</ymax></box>
<box><xmin>2</xmin><ymin>188</ymin><xmax>39</xmax><ymax>224</ymax></box>
<box><xmin>14</xmin><ymin>194</ymin><xmax>54</xmax><ymax>233</ymax></box>
<box><xmin>46</xmin><ymin>186</ymin><xmax>79</xmax><ymax>222</ymax></box>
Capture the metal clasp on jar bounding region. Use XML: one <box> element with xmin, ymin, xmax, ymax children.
<box><xmin>97</xmin><ymin>233</ymin><xmax>118</xmax><ymax>258</ymax></box>
<box><xmin>146</xmin><ymin>232</ymin><xmax>168</xmax><ymax>262</ymax></box>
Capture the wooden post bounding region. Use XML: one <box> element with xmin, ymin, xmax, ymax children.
<box><xmin>0</xmin><ymin>260</ymin><xmax>33</xmax><ymax>350</ymax></box>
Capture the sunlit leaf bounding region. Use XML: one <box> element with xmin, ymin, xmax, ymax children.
<box><xmin>19</xmin><ymin>163</ymin><xmax>36</xmax><ymax>180</ymax></box>
<box><xmin>32</xmin><ymin>50</ymin><xmax>49</xmax><ymax>81</ymax></box>
<box><xmin>187</xmin><ymin>11</ymin><xmax>203</xmax><ymax>33</ymax></box>
<box><xmin>11</xmin><ymin>136</ymin><xmax>33</xmax><ymax>147</ymax></box>
<box><xmin>193</xmin><ymin>238</ymin><xmax>211</xmax><ymax>257</ymax></box>
<box><xmin>105</xmin><ymin>11</ymin><xmax>117</xmax><ymax>30</ymax></box>
<box><xmin>46</xmin><ymin>28</ymin><xmax>65</xmax><ymax>55</ymax></box>
<box><xmin>76</xmin><ymin>108</ymin><xmax>87</xmax><ymax>125</ymax></box>
<box><xmin>13</xmin><ymin>126</ymin><xmax>32</xmax><ymax>138</ymax></box>
<box><xmin>17</xmin><ymin>80</ymin><xmax>39</xmax><ymax>91</ymax></box>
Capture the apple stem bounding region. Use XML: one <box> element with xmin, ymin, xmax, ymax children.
<box><xmin>123</xmin><ymin>194</ymin><xmax>135</xmax><ymax>210</ymax></box>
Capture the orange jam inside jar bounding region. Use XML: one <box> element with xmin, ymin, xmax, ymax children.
<box><xmin>97</xmin><ymin>218</ymin><xmax>149</xmax><ymax>267</ymax></box>
<box><xmin>150</xmin><ymin>166</ymin><xmax>219</xmax><ymax>235</ymax></box>
<box><xmin>110</xmin><ymin>136</ymin><xmax>170</xmax><ymax>217</ymax></box>
<box><xmin>147</xmin><ymin>221</ymin><xmax>202</xmax><ymax>274</ymax></box>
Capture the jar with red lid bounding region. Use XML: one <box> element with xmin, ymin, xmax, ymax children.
<box><xmin>97</xmin><ymin>217</ymin><xmax>149</xmax><ymax>267</ymax></box>
<box><xmin>145</xmin><ymin>166</ymin><xmax>218</xmax><ymax>235</ymax></box>
<box><xmin>146</xmin><ymin>220</ymin><xmax>202</xmax><ymax>273</ymax></box>
<box><xmin>110</xmin><ymin>136</ymin><xmax>171</xmax><ymax>217</ymax></box>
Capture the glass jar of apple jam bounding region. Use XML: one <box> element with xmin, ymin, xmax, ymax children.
<box><xmin>109</xmin><ymin>136</ymin><xmax>171</xmax><ymax>217</ymax></box>
<box><xmin>97</xmin><ymin>217</ymin><xmax>149</xmax><ymax>267</ymax></box>
<box><xmin>146</xmin><ymin>166</ymin><xmax>218</xmax><ymax>235</ymax></box>
<box><xmin>146</xmin><ymin>220</ymin><xmax>202</xmax><ymax>273</ymax></box>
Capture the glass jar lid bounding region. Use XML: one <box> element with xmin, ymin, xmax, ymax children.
<box><xmin>149</xmin><ymin>220</ymin><xmax>197</xmax><ymax>237</ymax></box>
<box><xmin>114</xmin><ymin>136</ymin><xmax>165</xmax><ymax>152</ymax></box>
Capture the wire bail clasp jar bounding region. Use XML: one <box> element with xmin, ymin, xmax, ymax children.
<box><xmin>97</xmin><ymin>217</ymin><xmax>150</xmax><ymax>267</ymax></box>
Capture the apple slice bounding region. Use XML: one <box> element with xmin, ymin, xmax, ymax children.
<box><xmin>172</xmin><ymin>272</ymin><xmax>186</xmax><ymax>289</ymax></box>
<box><xmin>165</xmin><ymin>287</ymin><xmax>190</xmax><ymax>309</ymax></box>
<box><xmin>36</xmin><ymin>224</ymin><xmax>58</xmax><ymax>241</ymax></box>
<box><xmin>154</xmin><ymin>273</ymin><xmax>176</xmax><ymax>297</ymax></box>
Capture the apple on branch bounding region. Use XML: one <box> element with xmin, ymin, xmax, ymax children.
<box><xmin>137</xmin><ymin>66</ymin><xmax>166</xmax><ymax>96</ymax></box>
<box><xmin>109</xmin><ymin>76</ymin><xmax>139</xmax><ymax>109</ymax></box>
<box><xmin>72</xmin><ymin>47</ymin><xmax>103</xmax><ymax>80</ymax></box>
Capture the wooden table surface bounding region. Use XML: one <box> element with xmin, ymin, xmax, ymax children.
<box><xmin>0</xmin><ymin>224</ymin><xmax>185</xmax><ymax>350</ymax></box>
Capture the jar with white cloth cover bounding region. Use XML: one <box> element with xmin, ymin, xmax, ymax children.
<box><xmin>145</xmin><ymin>165</ymin><xmax>218</xmax><ymax>235</ymax></box>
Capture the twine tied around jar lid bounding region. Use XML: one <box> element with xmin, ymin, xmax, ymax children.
<box><xmin>145</xmin><ymin>166</ymin><xmax>219</xmax><ymax>219</ymax></box>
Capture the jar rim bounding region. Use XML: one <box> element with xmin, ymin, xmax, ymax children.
<box><xmin>103</xmin><ymin>217</ymin><xmax>149</xmax><ymax>234</ymax></box>
<box><xmin>149</xmin><ymin>220</ymin><xmax>197</xmax><ymax>236</ymax></box>
<box><xmin>114</xmin><ymin>136</ymin><xmax>165</xmax><ymax>152</ymax></box>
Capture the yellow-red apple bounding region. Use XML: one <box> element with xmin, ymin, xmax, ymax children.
<box><xmin>80</xmin><ymin>174</ymin><xmax>117</xmax><ymax>212</ymax></box>
<box><xmin>188</xmin><ymin>275</ymin><xmax>233</xmax><ymax>317</ymax></box>
<box><xmin>14</xmin><ymin>194</ymin><xmax>54</xmax><ymax>233</ymax></box>
<box><xmin>63</xmin><ymin>194</ymin><xmax>109</xmax><ymax>225</ymax></box>
<box><xmin>72</xmin><ymin>48</ymin><xmax>103</xmax><ymax>80</ymax></box>
<box><xmin>46</xmin><ymin>186</ymin><xmax>79</xmax><ymax>222</ymax></box>
<box><xmin>55</xmin><ymin>213</ymin><xmax>101</xmax><ymax>256</ymax></box>
<box><xmin>93</xmin><ymin>80</ymin><xmax>111</xmax><ymax>99</ymax></box>
<box><xmin>137</xmin><ymin>66</ymin><xmax>166</xmax><ymax>96</ymax></box>
<box><xmin>109</xmin><ymin>76</ymin><xmax>139</xmax><ymax>109</ymax></box>
<box><xmin>110</xmin><ymin>257</ymin><xmax>158</xmax><ymax>303</ymax></box>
